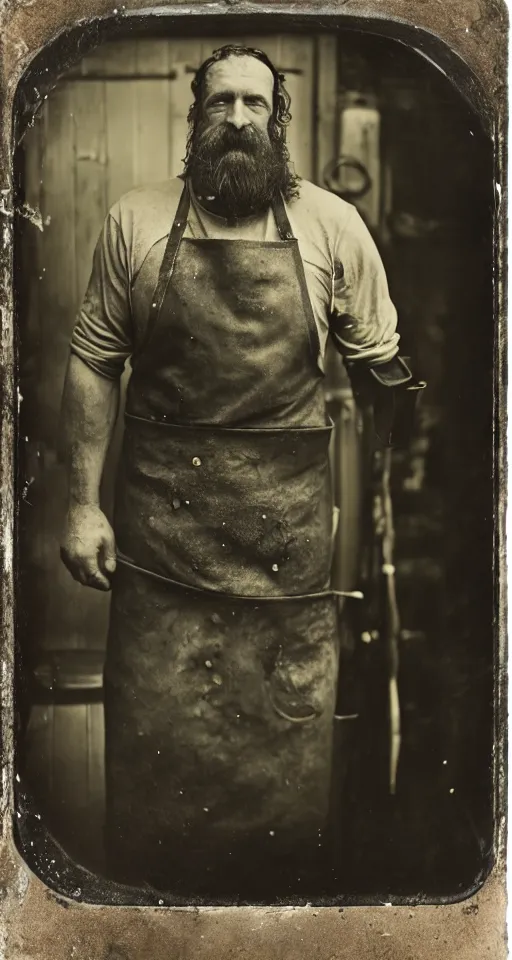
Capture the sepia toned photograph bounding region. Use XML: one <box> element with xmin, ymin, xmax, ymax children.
<box><xmin>12</xmin><ymin>17</ymin><xmax>497</xmax><ymax>910</ymax></box>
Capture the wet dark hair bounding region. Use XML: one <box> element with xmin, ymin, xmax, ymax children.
<box><xmin>183</xmin><ymin>44</ymin><xmax>301</xmax><ymax>199</ymax></box>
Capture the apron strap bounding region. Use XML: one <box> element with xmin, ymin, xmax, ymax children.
<box><xmin>272</xmin><ymin>191</ymin><xmax>322</xmax><ymax>367</ymax></box>
<box><xmin>116</xmin><ymin>553</ymin><xmax>363</xmax><ymax>603</ymax></box>
<box><xmin>136</xmin><ymin>179</ymin><xmax>191</xmax><ymax>357</ymax></box>
<box><xmin>271</xmin><ymin>191</ymin><xmax>295</xmax><ymax>241</ymax></box>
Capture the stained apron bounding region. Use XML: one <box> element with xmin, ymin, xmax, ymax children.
<box><xmin>104</xmin><ymin>181</ymin><xmax>340</xmax><ymax>897</ymax></box>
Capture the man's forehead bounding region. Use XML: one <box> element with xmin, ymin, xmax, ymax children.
<box><xmin>204</xmin><ymin>56</ymin><xmax>274</xmax><ymax>95</ymax></box>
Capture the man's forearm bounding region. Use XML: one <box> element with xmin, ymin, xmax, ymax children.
<box><xmin>61</xmin><ymin>354</ymin><xmax>120</xmax><ymax>508</ymax></box>
<box><xmin>344</xmin><ymin>354</ymin><xmax>426</xmax><ymax>448</ymax></box>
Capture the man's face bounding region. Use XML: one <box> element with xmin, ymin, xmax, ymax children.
<box><xmin>188</xmin><ymin>54</ymin><xmax>289</xmax><ymax>218</ymax></box>
<box><xmin>201</xmin><ymin>56</ymin><xmax>274</xmax><ymax>135</ymax></box>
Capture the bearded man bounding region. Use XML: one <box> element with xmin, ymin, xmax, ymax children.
<box><xmin>60</xmin><ymin>45</ymin><xmax>421</xmax><ymax>898</ymax></box>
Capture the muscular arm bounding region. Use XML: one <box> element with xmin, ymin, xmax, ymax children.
<box><xmin>61</xmin><ymin>204</ymin><xmax>132</xmax><ymax>588</ymax></box>
<box><xmin>60</xmin><ymin>355</ymin><xmax>121</xmax><ymax>590</ymax></box>
<box><xmin>330</xmin><ymin>207</ymin><xmax>425</xmax><ymax>446</ymax></box>
<box><xmin>330</xmin><ymin>206</ymin><xmax>399</xmax><ymax>366</ymax></box>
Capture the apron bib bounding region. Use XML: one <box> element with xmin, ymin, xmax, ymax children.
<box><xmin>104</xmin><ymin>182</ymin><xmax>341</xmax><ymax>897</ymax></box>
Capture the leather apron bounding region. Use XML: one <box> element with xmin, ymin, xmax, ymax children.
<box><xmin>104</xmin><ymin>181</ymin><xmax>340</xmax><ymax>898</ymax></box>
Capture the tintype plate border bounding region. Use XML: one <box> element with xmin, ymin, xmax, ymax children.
<box><xmin>0</xmin><ymin>1</ymin><xmax>507</xmax><ymax>957</ymax></box>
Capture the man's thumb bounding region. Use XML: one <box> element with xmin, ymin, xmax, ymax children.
<box><xmin>102</xmin><ymin>532</ymin><xmax>117</xmax><ymax>574</ymax></box>
<box><xmin>104</xmin><ymin>554</ymin><xmax>117</xmax><ymax>574</ymax></box>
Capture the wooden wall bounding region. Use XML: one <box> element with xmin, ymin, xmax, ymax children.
<box><xmin>17</xmin><ymin>35</ymin><xmax>339</xmax><ymax>656</ymax></box>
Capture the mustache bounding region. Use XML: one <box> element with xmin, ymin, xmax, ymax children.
<box><xmin>192</xmin><ymin>122</ymin><xmax>267</xmax><ymax>166</ymax></box>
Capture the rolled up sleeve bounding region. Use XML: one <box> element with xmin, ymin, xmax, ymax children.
<box><xmin>71</xmin><ymin>210</ymin><xmax>132</xmax><ymax>379</ymax></box>
<box><xmin>330</xmin><ymin>207</ymin><xmax>400</xmax><ymax>366</ymax></box>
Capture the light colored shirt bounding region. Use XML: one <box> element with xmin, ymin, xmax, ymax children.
<box><xmin>71</xmin><ymin>177</ymin><xmax>400</xmax><ymax>379</ymax></box>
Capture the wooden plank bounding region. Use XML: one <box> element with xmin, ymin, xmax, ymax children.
<box><xmin>38</xmin><ymin>82</ymin><xmax>76</xmax><ymax>444</ymax></box>
<box><xmin>33</xmin><ymin>649</ymin><xmax>104</xmax><ymax>691</ymax></box>
<box><xmin>314</xmin><ymin>35</ymin><xmax>338</xmax><ymax>187</ymax></box>
<box><xmin>278</xmin><ymin>36</ymin><xmax>314</xmax><ymax>180</ymax></box>
<box><xmin>72</xmin><ymin>63</ymin><xmax>108</xmax><ymax>305</ymax></box>
<box><xmin>77</xmin><ymin>43</ymin><xmax>109</xmax><ymax>76</ymax></box>
<box><xmin>134</xmin><ymin>39</ymin><xmax>170</xmax><ymax>187</ymax></box>
<box><xmin>24</xmin><ymin>704</ymin><xmax>54</xmax><ymax>807</ymax></box>
<box><xmin>82</xmin><ymin>702</ymin><xmax>106</xmax><ymax>872</ymax></box>
<box><xmin>64</xmin><ymin>44</ymin><xmax>105</xmax><ymax>79</ymax></box>
<box><xmin>199</xmin><ymin>37</ymin><xmax>222</xmax><ymax>63</ymax></box>
<box><xmin>103</xmin><ymin>41</ymin><xmax>137</xmax><ymax>208</ymax></box>
<box><xmin>52</xmin><ymin>704</ymin><xmax>89</xmax><ymax>862</ymax></box>
<box><xmin>20</xmin><ymin>114</ymin><xmax>44</xmax><ymax>396</ymax></box>
<box><xmin>243</xmin><ymin>35</ymin><xmax>280</xmax><ymax>62</ymax></box>
<box><xmin>17</xmin><ymin>103</ymin><xmax>44</xmax><ymax>552</ymax></box>
<box><xmin>168</xmin><ymin>38</ymin><xmax>202</xmax><ymax>178</ymax></box>
<box><xmin>200</xmin><ymin>36</ymin><xmax>247</xmax><ymax>59</ymax></box>
<box><xmin>25</xmin><ymin>702</ymin><xmax>105</xmax><ymax>872</ymax></box>
<box><xmin>86</xmin><ymin>703</ymin><xmax>106</xmax><ymax>852</ymax></box>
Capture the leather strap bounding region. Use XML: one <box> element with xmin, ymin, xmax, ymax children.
<box><xmin>136</xmin><ymin>179</ymin><xmax>190</xmax><ymax>356</ymax></box>
<box><xmin>273</xmin><ymin>191</ymin><xmax>322</xmax><ymax>365</ymax></box>
<box><xmin>124</xmin><ymin>410</ymin><xmax>333</xmax><ymax>435</ymax></box>
<box><xmin>116</xmin><ymin>554</ymin><xmax>363</xmax><ymax>603</ymax></box>
<box><xmin>272</xmin><ymin>190</ymin><xmax>295</xmax><ymax>241</ymax></box>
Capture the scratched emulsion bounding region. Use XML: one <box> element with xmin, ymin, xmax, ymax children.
<box><xmin>0</xmin><ymin>0</ymin><xmax>507</xmax><ymax>958</ymax></box>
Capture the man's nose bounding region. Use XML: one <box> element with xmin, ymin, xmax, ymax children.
<box><xmin>226</xmin><ymin>98</ymin><xmax>250</xmax><ymax>129</ymax></box>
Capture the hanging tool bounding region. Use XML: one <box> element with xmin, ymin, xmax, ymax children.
<box><xmin>377</xmin><ymin>445</ymin><xmax>402</xmax><ymax>795</ymax></box>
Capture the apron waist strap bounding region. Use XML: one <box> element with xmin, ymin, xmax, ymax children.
<box><xmin>115</xmin><ymin>554</ymin><xmax>363</xmax><ymax>603</ymax></box>
<box><xmin>124</xmin><ymin>412</ymin><xmax>333</xmax><ymax>434</ymax></box>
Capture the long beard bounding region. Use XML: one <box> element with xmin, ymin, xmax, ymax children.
<box><xmin>187</xmin><ymin>123</ymin><xmax>291</xmax><ymax>219</ymax></box>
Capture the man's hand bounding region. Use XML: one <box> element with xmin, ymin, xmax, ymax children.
<box><xmin>61</xmin><ymin>504</ymin><xmax>117</xmax><ymax>591</ymax></box>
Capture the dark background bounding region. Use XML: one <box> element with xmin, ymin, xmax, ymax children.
<box><xmin>14</xmin><ymin>24</ymin><xmax>495</xmax><ymax>904</ymax></box>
